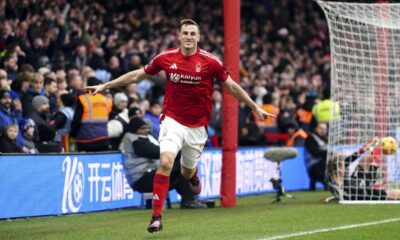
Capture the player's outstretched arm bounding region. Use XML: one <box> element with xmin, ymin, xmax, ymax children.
<box><xmin>85</xmin><ymin>68</ymin><xmax>149</xmax><ymax>95</ymax></box>
<box><xmin>223</xmin><ymin>76</ymin><xmax>277</xmax><ymax>120</ymax></box>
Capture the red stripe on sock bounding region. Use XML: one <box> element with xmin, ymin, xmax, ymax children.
<box><xmin>152</xmin><ymin>173</ymin><xmax>170</xmax><ymax>216</ymax></box>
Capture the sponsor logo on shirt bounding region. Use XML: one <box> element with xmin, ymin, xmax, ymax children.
<box><xmin>169</xmin><ymin>73</ymin><xmax>202</xmax><ymax>84</ymax></box>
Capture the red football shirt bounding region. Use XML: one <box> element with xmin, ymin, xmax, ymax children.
<box><xmin>144</xmin><ymin>47</ymin><xmax>229</xmax><ymax>127</ymax></box>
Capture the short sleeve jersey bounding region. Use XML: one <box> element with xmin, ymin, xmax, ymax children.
<box><xmin>144</xmin><ymin>47</ymin><xmax>229</xmax><ymax>127</ymax></box>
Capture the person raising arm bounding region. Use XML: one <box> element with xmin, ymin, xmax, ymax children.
<box><xmin>85</xmin><ymin>18</ymin><xmax>276</xmax><ymax>233</ymax></box>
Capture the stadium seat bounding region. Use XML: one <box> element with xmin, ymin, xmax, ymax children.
<box><xmin>264</xmin><ymin>133</ymin><xmax>289</xmax><ymax>146</ymax></box>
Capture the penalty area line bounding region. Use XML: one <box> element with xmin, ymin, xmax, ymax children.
<box><xmin>259</xmin><ymin>217</ymin><xmax>400</xmax><ymax>240</ymax></box>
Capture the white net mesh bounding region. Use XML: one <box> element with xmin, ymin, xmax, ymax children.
<box><xmin>317</xmin><ymin>1</ymin><xmax>400</xmax><ymax>203</ymax></box>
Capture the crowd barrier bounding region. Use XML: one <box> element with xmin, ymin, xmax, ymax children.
<box><xmin>0</xmin><ymin>147</ymin><xmax>310</xmax><ymax>219</ymax></box>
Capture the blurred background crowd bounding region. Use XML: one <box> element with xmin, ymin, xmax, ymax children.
<box><xmin>0</xmin><ymin>0</ymin><xmax>334</xmax><ymax>155</ymax></box>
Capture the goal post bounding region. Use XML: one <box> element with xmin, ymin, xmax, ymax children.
<box><xmin>317</xmin><ymin>1</ymin><xmax>400</xmax><ymax>203</ymax></box>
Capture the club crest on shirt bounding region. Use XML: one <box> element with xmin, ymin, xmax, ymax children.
<box><xmin>195</xmin><ymin>62</ymin><xmax>201</xmax><ymax>72</ymax></box>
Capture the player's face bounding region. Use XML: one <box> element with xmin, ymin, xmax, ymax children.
<box><xmin>179</xmin><ymin>25</ymin><xmax>200</xmax><ymax>50</ymax></box>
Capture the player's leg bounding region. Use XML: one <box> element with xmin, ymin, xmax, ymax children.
<box><xmin>148</xmin><ymin>149</ymin><xmax>177</xmax><ymax>233</ymax></box>
<box><xmin>180</xmin><ymin>126</ymin><xmax>207</xmax><ymax>194</ymax></box>
<box><xmin>169</xmin><ymin>155</ymin><xmax>206</xmax><ymax>208</ymax></box>
<box><xmin>148</xmin><ymin>117</ymin><xmax>184</xmax><ymax>233</ymax></box>
<box><xmin>181</xmin><ymin>151</ymin><xmax>202</xmax><ymax>194</ymax></box>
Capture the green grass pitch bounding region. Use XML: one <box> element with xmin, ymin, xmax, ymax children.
<box><xmin>1</xmin><ymin>191</ymin><xmax>399</xmax><ymax>240</ymax></box>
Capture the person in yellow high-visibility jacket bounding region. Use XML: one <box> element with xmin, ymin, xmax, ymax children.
<box><xmin>312</xmin><ymin>88</ymin><xmax>340</xmax><ymax>124</ymax></box>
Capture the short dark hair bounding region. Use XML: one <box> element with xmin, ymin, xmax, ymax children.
<box><xmin>150</xmin><ymin>100</ymin><xmax>161</xmax><ymax>108</ymax></box>
<box><xmin>44</xmin><ymin>77</ymin><xmax>56</xmax><ymax>86</ymax></box>
<box><xmin>19</xmin><ymin>64</ymin><xmax>35</xmax><ymax>73</ymax></box>
<box><xmin>60</xmin><ymin>93</ymin><xmax>75</xmax><ymax>107</ymax></box>
<box><xmin>179</xmin><ymin>19</ymin><xmax>199</xmax><ymax>32</ymax></box>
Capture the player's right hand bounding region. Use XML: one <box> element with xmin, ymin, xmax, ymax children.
<box><xmin>254</xmin><ymin>106</ymin><xmax>277</xmax><ymax>121</ymax></box>
<box><xmin>84</xmin><ymin>84</ymin><xmax>105</xmax><ymax>95</ymax></box>
<box><xmin>359</xmin><ymin>137</ymin><xmax>379</xmax><ymax>154</ymax></box>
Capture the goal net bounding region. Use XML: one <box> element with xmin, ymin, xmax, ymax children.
<box><xmin>317</xmin><ymin>1</ymin><xmax>400</xmax><ymax>203</ymax></box>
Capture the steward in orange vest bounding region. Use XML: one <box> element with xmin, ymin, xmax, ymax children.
<box><xmin>70</xmin><ymin>77</ymin><xmax>111</xmax><ymax>152</ymax></box>
<box><xmin>255</xmin><ymin>94</ymin><xmax>280</xmax><ymax>132</ymax></box>
<box><xmin>285</xmin><ymin>121</ymin><xmax>308</xmax><ymax>146</ymax></box>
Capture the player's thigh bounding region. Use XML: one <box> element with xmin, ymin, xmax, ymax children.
<box><xmin>159</xmin><ymin>117</ymin><xmax>185</xmax><ymax>155</ymax></box>
<box><xmin>180</xmin><ymin>127</ymin><xmax>207</xmax><ymax>169</ymax></box>
<box><xmin>180</xmin><ymin>144</ymin><xmax>203</xmax><ymax>169</ymax></box>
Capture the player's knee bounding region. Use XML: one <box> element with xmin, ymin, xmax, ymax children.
<box><xmin>159</xmin><ymin>153</ymin><xmax>175</xmax><ymax>173</ymax></box>
<box><xmin>181</xmin><ymin>170</ymin><xmax>190</xmax><ymax>179</ymax></box>
<box><xmin>181</xmin><ymin>167</ymin><xmax>195</xmax><ymax>179</ymax></box>
<box><xmin>159</xmin><ymin>161</ymin><xmax>172</xmax><ymax>172</ymax></box>
<box><xmin>159</xmin><ymin>159</ymin><xmax>173</xmax><ymax>172</ymax></box>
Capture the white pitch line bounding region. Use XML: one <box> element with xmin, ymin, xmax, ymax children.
<box><xmin>259</xmin><ymin>217</ymin><xmax>400</xmax><ymax>240</ymax></box>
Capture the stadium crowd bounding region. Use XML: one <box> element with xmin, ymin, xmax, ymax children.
<box><xmin>0</xmin><ymin>0</ymin><xmax>333</xmax><ymax>155</ymax></box>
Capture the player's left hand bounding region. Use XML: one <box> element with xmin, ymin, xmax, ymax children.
<box><xmin>254</xmin><ymin>107</ymin><xmax>277</xmax><ymax>120</ymax></box>
<box><xmin>359</xmin><ymin>137</ymin><xmax>379</xmax><ymax>154</ymax></box>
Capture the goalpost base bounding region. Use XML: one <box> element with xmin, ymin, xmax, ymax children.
<box><xmin>340</xmin><ymin>200</ymin><xmax>400</xmax><ymax>204</ymax></box>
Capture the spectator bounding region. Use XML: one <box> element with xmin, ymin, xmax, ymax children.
<box><xmin>0</xmin><ymin>89</ymin><xmax>23</xmax><ymax>144</ymax></box>
<box><xmin>278</xmin><ymin>92</ymin><xmax>297</xmax><ymax>132</ymax></box>
<box><xmin>66</xmin><ymin>73</ymin><xmax>83</xmax><ymax>97</ymax></box>
<box><xmin>26</xmin><ymin>38</ymin><xmax>48</xmax><ymax>70</ymax></box>
<box><xmin>70</xmin><ymin>77</ymin><xmax>111</xmax><ymax>152</ymax></box>
<box><xmin>125</xmin><ymin>83</ymin><xmax>141</xmax><ymax>102</ymax></box>
<box><xmin>108</xmin><ymin>56</ymin><xmax>123</xmax><ymax>80</ymax></box>
<box><xmin>120</xmin><ymin>117</ymin><xmax>206</xmax><ymax>209</ymax></box>
<box><xmin>43</xmin><ymin>77</ymin><xmax>58</xmax><ymax>114</ymax></box>
<box><xmin>57</xmin><ymin>77</ymin><xmax>68</xmax><ymax>92</ymax></box>
<box><xmin>209</xmin><ymin>88</ymin><xmax>222</xmax><ymax>143</ymax></box>
<box><xmin>239</xmin><ymin>122</ymin><xmax>264</xmax><ymax>146</ymax></box>
<box><xmin>19</xmin><ymin>118</ymin><xmax>38</xmax><ymax>154</ymax></box>
<box><xmin>0</xmin><ymin>124</ymin><xmax>25</xmax><ymax>153</ymax></box>
<box><xmin>19</xmin><ymin>64</ymin><xmax>35</xmax><ymax>74</ymax></box>
<box><xmin>81</xmin><ymin>66</ymin><xmax>96</xmax><ymax>86</ymax></box>
<box><xmin>53</xmin><ymin>93</ymin><xmax>75</xmax><ymax>148</ymax></box>
<box><xmin>2</xmin><ymin>54</ymin><xmax>18</xmax><ymax>82</ymax></box>
<box><xmin>0</xmin><ymin>69</ymin><xmax>22</xmax><ymax>111</ymax></box>
<box><xmin>144</xmin><ymin>100</ymin><xmax>162</xmax><ymax>137</ymax></box>
<box><xmin>70</xmin><ymin>44</ymin><xmax>87</xmax><ymax>71</ymax></box>
<box><xmin>312</xmin><ymin>87</ymin><xmax>340</xmax><ymax>124</ymax></box>
<box><xmin>22</xmin><ymin>73</ymin><xmax>44</xmax><ymax>116</ymax></box>
<box><xmin>110</xmin><ymin>92</ymin><xmax>128</xmax><ymax>120</ymax></box>
<box><xmin>285</xmin><ymin>121</ymin><xmax>307</xmax><ymax>147</ymax></box>
<box><xmin>256</xmin><ymin>93</ymin><xmax>280</xmax><ymax>133</ymax></box>
<box><xmin>27</xmin><ymin>95</ymin><xmax>61</xmax><ymax>153</ymax></box>
<box><xmin>304</xmin><ymin>119</ymin><xmax>328</xmax><ymax>190</ymax></box>
<box><xmin>0</xmin><ymin>21</ymin><xmax>16</xmax><ymax>52</ymax></box>
<box><xmin>108</xmin><ymin>106</ymin><xmax>142</xmax><ymax>151</ymax></box>
<box><xmin>296</xmin><ymin>93</ymin><xmax>314</xmax><ymax>132</ymax></box>
<box><xmin>11</xmin><ymin>72</ymin><xmax>31</xmax><ymax>99</ymax></box>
